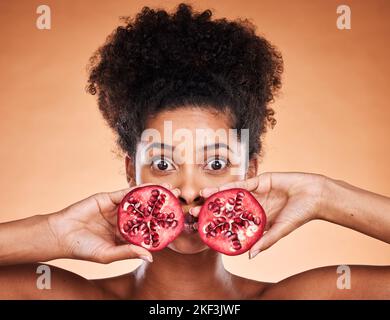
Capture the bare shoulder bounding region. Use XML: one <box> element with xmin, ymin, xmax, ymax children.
<box><xmin>0</xmin><ymin>263</ymin><xmax>111</xmax><ymax>299</ymax></box>
<box><xmin>257</xmin><ymin>265</ymin><xmax>390</xmax><ymax>299</ymax></box>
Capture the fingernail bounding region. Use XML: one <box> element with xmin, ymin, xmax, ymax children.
<box><xmin>249</xmin><ymin>250</ymin><xmax>260</xmax><ymax>259</ymax></box>
<box><xmin>172</xmin><ymin>188</ymin><xmax>180</xmax><ymax>195</ymax></box>
<box><xmin>140</xmin><ymin>255</ymin><xmax>153</xmax><ymax>263</ymax></box>
<box><xmin>189</xmin><ymin>207</ymin><xmax>198</xmax><ymax>216</ymax></box>
<box><xmin>200</xmin><ymin>187</ymin><xmax>218</xmax><ymax>198</ymax></box>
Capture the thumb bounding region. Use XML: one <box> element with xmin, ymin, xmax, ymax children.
<box><xmin>249</xmin><ymin>221</ymin><xmax>294</xmax><ymax>259</ymax></box>
<box><xmin>98</xmin><ymin>244</ymin><xmax>153</xmax><ymax>264</ymax></box>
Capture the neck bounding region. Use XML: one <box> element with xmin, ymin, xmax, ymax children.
<box><xmin>132</xmin><ymin>248</ymin><xmax>233</xmax><ymax>299</ymax></box>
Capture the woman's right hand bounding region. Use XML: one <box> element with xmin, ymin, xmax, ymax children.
<box><xmin>48</xmin><ymin>183</ymin><xmax>177</xmax><ymax>264</ymax></box>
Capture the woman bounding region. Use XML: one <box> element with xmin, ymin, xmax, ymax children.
<box><xmin>0</xmin><ymin>3</ymin><xmax>389</xmax><ymax>299</ymax></box>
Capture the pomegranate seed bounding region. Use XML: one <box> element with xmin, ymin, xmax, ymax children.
<box><xmin>231</xmin><ymin>223</ymin><xmax>239</xmax><ymax>233</ymax></box>
<box><xmin>233</xmin><ymin>217</ymin><xmax>241</xmax><ymax>224</ymax></box>
<box><xmin>228</xmin><ymin>233</ymin><xmax>238</xmax><ymax>241</ymax></box>
<box><xmin>157</xmin><ymin>220</ymin><xmax>165</xmax><ymax>227</ymax></box>
<box><xmin>216</xmin><ymin>217</ymin><xmax>226</xmax><ymax>224</ymax></box>
<box><xmin>237</xmin><ymin>191</ymin><xmax>244</xmax><ymax>198</ymax></box>
<box><xmin>232</xmin><ymin>240</ymin><xmax>242</xmax><ymax>250</ymax></box>
<box><xmin>214</xmin><ymin>226</ymin><xmax>222</xmax><ymax>233</ymax></box>
<box><xmin>147</xmin><ymin>200</ymin><xmax>154</xmax><ymax>207</ymax></box>
<box><xmin>225</xmin><ymin>230</ymin><xmax>233</xmax><ymax>237</ymax></box>
<box><xmin>157</xmin><ymin>213</ymin><xmax>166</xmax><ymax>220</ymax></box>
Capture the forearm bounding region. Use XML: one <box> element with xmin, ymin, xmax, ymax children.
<box><xmin>319</xmin><ymin>177</ymin><xmax>390</xmax><ymax>243</ymax></box>
<box><xmin>0</xmin><ymin>213</ymin><xmax>64</xmax><ymax>265</ymax></box>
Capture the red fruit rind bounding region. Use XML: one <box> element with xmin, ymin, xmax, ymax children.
<box><xmin>198</xmin><ymin>188</ymin><xmax>266</xmax><ymax>256</ymax></box>
<box><xmin>118</xmin><ymin>185</ymin><xmax>184</xmax><ymax>251</ymax></box>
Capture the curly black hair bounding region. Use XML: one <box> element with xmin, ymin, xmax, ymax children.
<box><xmin>86</xmin><ymin>3</ymin><xmax>283</xmax><ymax>159</ymax></box>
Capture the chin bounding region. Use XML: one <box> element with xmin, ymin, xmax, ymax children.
<box><xmin>167</xmin><ymin>232</ymin><xmax>209</xmax><ymax>254</ymax></box>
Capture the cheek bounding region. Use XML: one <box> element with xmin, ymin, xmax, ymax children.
<box><xmin>136</xmin><ymin>165</ymin><xmax>176</xmax><ymax>185</ymax></box>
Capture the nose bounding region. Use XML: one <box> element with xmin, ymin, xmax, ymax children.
<box><xmin>177</xmin><ymin>176</ymin><xmax>202</xmax><ymax>206</ymax></box>
<box><xmin>178</xmin><ymin>185</ymin><xmax>201</xmax><ymax>206</ymax></box>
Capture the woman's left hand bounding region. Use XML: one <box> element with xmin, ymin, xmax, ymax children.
<box><xmin>191</xmin><ymin>172</ymin><xmax>327</xmax><ymax>258</ymax></box>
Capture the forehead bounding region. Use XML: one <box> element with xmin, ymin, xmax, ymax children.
<box><xmin>145</xmin><ymin>107</ymin><xmax>232</xmax><ymax>140</ymax></box>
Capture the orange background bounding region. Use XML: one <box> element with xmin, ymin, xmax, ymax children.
<box><xmin>0</xmin><ymin>0</ymin><xmax>389</xmax><ymax>282</ymax></box>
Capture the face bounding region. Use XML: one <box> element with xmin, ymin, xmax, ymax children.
<box><xmin>126</xmin><ymin>107</ymin><xmax>257</xmax><ymax>254</ymax></box>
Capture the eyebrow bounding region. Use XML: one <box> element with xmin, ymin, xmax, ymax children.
<box><xmin>144</xmin><ymin>142</ymin><xmax>231</xmax><ymax>152</ymax></box>
<box><xmin>144</xmin><ymin>142</ymin><xmax>173</xmax><ymax>152</ymax></box>
<box><xmin>201</xmin><ymin>143</ymin><xmax>231</xmax><ymax>152</ymax></box>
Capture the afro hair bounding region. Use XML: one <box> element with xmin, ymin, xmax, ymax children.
<box><xmin>86</xmin><ymin>3</ymin><xmax>283</xmax><ymax>158</ymax></box>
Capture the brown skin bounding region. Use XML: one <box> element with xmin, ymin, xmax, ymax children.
<box><xmin>0</xmin><ymin>107</ymin><xmax>389</xmax><ymax>299</ymax></box>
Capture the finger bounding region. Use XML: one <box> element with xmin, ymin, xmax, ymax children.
<box><xmin>189</xmin><ymin>206</ymin><xmax>201</xmax><ymax>218</ymax></box>
<box><xmin>249</xmin><ymin>221</ymin><xmax>294</xmax><ymax>259</ymax></box>
<box><xmin>109</xmin><ymin>182</ymin><xmax>174</xmax><ymax>205</ymax></box>
<box><xmin>161</xmin><ymin>182</ymin><xmax>172</xmax><ymax>189</ymax></box>
<box><xmin>107</xmin><ymin>187</ymin><xmax>133</xmax><ymax>205</ymax></box>
<box><xmin>108</xmin><ymin>184</ymin><xmax>153</xmax><ymax>205</ymax></box>
<box><xmin>98</xmin><ymin>244</ymin><xmax>153</xmax><ymax>264</ymax></box>
<box><xmin>200</xmin><ymin>172</ymin><xmax>291</xmax><ymax>198</ymax></box>
<box><xmin>200</xmin><ymin>176</ymin><xmax>260</xmax><ymax>198</ymax></box>
<box><xmin>170</xmin><ymin>188</ymin><xmax>181</xmax><ymax>198</ymax></box>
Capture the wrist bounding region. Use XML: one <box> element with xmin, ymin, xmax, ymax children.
<box><xmin>301</xmin><ymin>173</ymin><xmax>329</xmax><ymax>221</ymax></box>
<box><xmin>46</xmin><ymin>211</ymin><xmax>72</xmax><ymax>260</ymax></box>
<box><xmin>317</xmin><ymin>176</ymin><xmax>348</xmax><ymax>222</ymax></box>
<box><xmin>26</xmin><ymin>213</ymin><xmax>67</xmax><ymax>261</ymax></box>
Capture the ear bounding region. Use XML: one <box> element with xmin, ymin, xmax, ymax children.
<box><xmin>125</xmin><ymin>155</ymin><xmax>136</xmax><ymax>187</ymax></box>
<box><xmin>246</xmin><ymin>157</ymin><xmax>259</xmax><ymax>179</ymax></box>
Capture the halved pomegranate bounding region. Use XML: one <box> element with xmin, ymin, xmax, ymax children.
<box><xmin>118</xmin><ymin>185</ymin><xmax>184</xmax><ymax>251</ymax></box>
<box><xmin>198</xmin><ymin>188</ymin><xmax>266</xmax><ymax>255</ymax></box>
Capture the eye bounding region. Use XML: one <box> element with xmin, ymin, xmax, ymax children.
<box><xmin>151</xmin><ymin>157</ymin><xmax>175</xmax><ymax>171</ymax></box>
<box><xmin>205</xmin><ymin>158</ymin><xmax>228</xmax><ymax>171</ymax></box>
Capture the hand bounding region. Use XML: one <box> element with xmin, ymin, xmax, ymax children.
<box><xmin>191</xmin><ymin>172</ymin><xmax>326</xmax><ymax>258</ymax></box>
<box><xmin>48</xmin><ymin>183</ymin><xmax>178</xmax><ymax>264</ymax></box>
